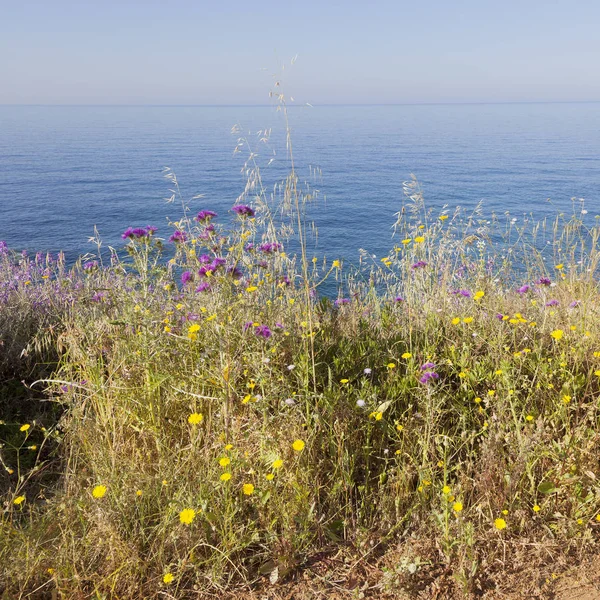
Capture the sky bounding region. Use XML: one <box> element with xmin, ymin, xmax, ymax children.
<box><xmin>1</xmin><ymin>0</ymin><xmax>599</xmax><ymax>105</ymax></box>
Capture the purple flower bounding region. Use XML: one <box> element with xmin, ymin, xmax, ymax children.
<box><xmin>258</xmin><ymin>242</ymin><xmax>283</xmax><ymax>254</ymax></box>
<box><xmin>181</xmin><ymin>271</ymin><xmax>193</xmax><ymax>285</ymax></box>
<box><xmin>195</xmin><ymin>210</ymin><xmax>217</xmax><ymax>223</ymax></box>
<box><xmin>569</xmin><ymin>300</ymin><xmax>581</xmax><ymax>308</ymax></box>
<box><xmin>545</xmin><ymin>299</ymin><xmax>559</xmax><ymax>307</ymax></box>
<box><xmin>255</xmin><ymin>325</ymin><xmax>272</xmax><ymax>339</ymax></box>
<box><xmin>199</xmin><ymin>224</ymin><xmax>215</xmax><ymax>240</ymax></box>
<box><xmin>232</xmin><ymin>204</ymin><xmax>255</xmax><ymax>217</ymax></box>
<box><xmin>91</xmin><ymin>291</ymin><xmax>106</xmax><ymax>302</ymax></box>
<box><xmin>209</xmin><ymin>257</ymin><xmax>226</xmax><ymax>269</ymax></box>
<box><xmin>0</xmin><ymin>241</ymin><xmax>7</xmax><ymax>254</ymax></box>
<box><xmin>411</xmin><ymin>260</ymin><xmax>428</xmax><ymax>270</ymax></box>
<box><xmin>122</xmin><ymin>226</ymin><xmax>156</xmax><ymax>240</ymax></box>
<box><xmin>280</xmin><ymin>275</ymin><xmax>291</xmax><ymax>287</ymax></box>
<box><xmin>245</xmin><ymin>243</ymin><xmax>255</xmax><ymax>252</ymax></box>
<box><xmin>420</xmin><ymin>362</ymin><xmax>436</xmax><ymax>370</ymax></box>
<box><xmin>496</xmin><ymin>313</ymin><xmax>505</xmax><ymax>320</ymax></box>
<box><xmin>452</xmin><ymin>289</ymin><xmax>471</xmax><ymax>298</ymax></box>
<box><xmin>537</xmin><ymin>277</ymin><xmax>552</xmax><ymax>286</ymax></box>
<box><xmin>195</xmin><ymin>282</ymin><xmax>211</xmax><ymax>292</ymax></box>
<box><xmin>83</xmin><ymin>260</ymin><xmax>98</xmax><ymax>271</ymax></box>
<box><xmin>334</xmin><ymin>298</ymin><xmax>350</xmax><ymax>307</ymax></box>
<box><xmin>419</xmin><ymin>371</ymin><xmax>439</xmax><ymax>384</ymax></box>
<box><xmin>243</xmin><ymin>321</ymin><xmax>253</xmax><ymax>332</ymax></box>
<box><xmin>394</xmin><ymin>296</ymin><xmax>404</xmax><ymax>302</ymax></box>
<box><xmin>517</xmin><ymin>285</ymin><xmax>531</xmax><ymax>294</ymax></box>
<box><xmin>275</xmin><ymin>322</ymin><xmax>284</xmax><ymax>329</ymax></box>
<box><xmin>169</xmin><ymin>230</ymin><xmax>187</xmax><ymax>243</ymax></box>
<box><xmin>226</xmin><ymin>265</ymin><xmax>243</xmax><ymax>279</ymax></box>
<box><xmin>199</xmin><ymin>254</ymin><xmax>212</xmax><ymax>264</ymax></box>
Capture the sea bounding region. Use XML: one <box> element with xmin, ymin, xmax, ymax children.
<box><xmin>1</xmin><ymin>103</ymin><xmax>599</xmax><ymax>265</ymax></box>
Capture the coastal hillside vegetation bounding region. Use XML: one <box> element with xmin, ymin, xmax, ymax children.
<box><xmin>1</xmin><ymin>110</ymin><xmax>600</xmax><ymax>598</ymax></box>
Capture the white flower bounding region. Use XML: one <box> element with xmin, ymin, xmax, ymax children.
<box><xmin>363</xmin><ymin>368</ymin><xmax>372</xmax><ymax>375</ymax></box>
<box><xmin>284</xmin><ymin>398</ymin><xmax>295</xmax><ymax>406</ymax></box>
<box><xmin>287</xmin><ymin>364</ymin><xmax>295</xmax><ymax>371</ymax></box>
<box><xmin>356</xmin><ymin>399</ymin><xmax>366</xmax><ymax>408</ymax></box>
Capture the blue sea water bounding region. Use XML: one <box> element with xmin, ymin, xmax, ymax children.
<box><xmin>0</xmin><ymin>103</ymin><xmax>599</xmax><ymax>264</ymax></box>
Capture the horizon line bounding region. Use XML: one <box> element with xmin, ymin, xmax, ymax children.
<box><xmin>1</xmin><ymin>100</ymin><xmax>600</xmax><ymax>108</ymax></box>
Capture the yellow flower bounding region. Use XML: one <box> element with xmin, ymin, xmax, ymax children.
<box><xmin>442</xmin><ymin>485</ymin><xmax>451</xmax><ymax>495</ymax></box>
<box><xmin>494</xmin><ymin>370</ymin><xmax>503</xmax><ymax>375</ymax></box>
<box><xmin>179</xmin><ymin>508</ymin><xmax>196</xmax><ymax>525</ymax></box>
<box><xmin>265</xmin><ymin>473</ymin><xmax>274</xmax><ymax>481</ymax></box>
<box><xmin>463</xmin><ymin>317</ymin><xmax>473</xmax><ymax>324</ymax></box>
<box><xmin>555</xmin><ymin>263</ymin><xmax>564</xmax><ymax>270</ymax></box>
<box><xmin>374</xmin><ymin>412</ymin><xmax>383</xmax><ymax>421</ymax></box>
<box><xmin>225</xmin><ymin>444</ymin><xmax>233</xmax><ymax>450</ymax></box>
<box><xmin>494</xmin><ymin>518</ymin><xmax>507</xmax><ymax>530</ymax></box>
<box><xmin>401</xmin><ymin>352</ymin><xmax>412</xmax><ymax>359</ymax></box>
<box><xmin>533</xmin><ymin>504</ymin><xmax>541</xmax><ymax>513</ymax></box>
<box><xmin>272</xmin><ymin>459</ymin><xmax>284</xmax><ymax>469</ymax></box>
<box><xmin>562</xmin><ymin>395</ymin><xmax>572</xmax><ymax>404</ymax></box>
<box><xmin>526</xmin><ymin>415</ymin><xmax>534</xmax><ymax>422</ymax></box>
<box><xmin>340</xmin><ymin>378</ymin><xmax>349</xmax><ymax>384</ymax></box>
<box><xmin>439</xmin><ymin>215</ymin><xmax>448</xmax><ymax>221</ymax></box>
<box><xmin>332</xmin><ymin>260</ymin><xmax>341</xmax><ymax>268</ymax></box>
<box><xmin>292</xmin><ymin>439</ymin><xmax>305</xmax><ymax>452</ymax></box>
<box><xmin>163</xmin><ymin>573</ymin><xmax>174</xmax><ymax>584</ymax></box>
<box><xmin>473</xmin><ymin>291</ymin><xmax>485</xmax><ymax>301</ymax></box>
<box><xmin>487</xmin><ymin>390</ymin><xmax>495</xmax><ymax>397</ymax></box>
<box><xmin>474</xmin><ymin>397</ymin><xmax>482</xmax><ymax>404</ymax></box>
<box><xmin>414</xmin><ymin>236</ymin><xmax>425</xmax><ymax>243</ymax></box>
<box><xmin>220</xmin><ymin>472</ymin><xmax>232</xmax><ymax>481</ymax></box>
<box><xmin>13</xmin><ymin>495</ymin><xmax>26</xmax><ymax>505</ymax></box>
<box><xmin>188</xmin><ymin>412</ymin><xmax>203</xmax><ymax>425</ymax></box>
<box><xmin>246</xmin><ymin>286</ymin><xmax>258</xmax><ymax>292</ymax></box>
<box><xmin>386</xmin><ymin>362</ymin><xmax>396</xmax><ymax>369</ymax></box>
<box><xmin>188</xmin><ymin>324</ymin><xmax>200</xmax><ymax>334</ymax></box>
<box><xmin>136</xmin><ymin>489</ymin><xmax>143</xmax><ymax>497</ymax></box>
<box><xmin>550</xmin><ymin>329</ymin><xmax>563</xmax><ymax>340</ymax></box>
<box><xmin>594</xmin><ymin>370</ymin><xmax>600</xmax><ymax>377</ymax></box>
<box><xmin>219</xmin><ymin>457</ymin><xmax>231</xmax><ymax>467</ymax></box>
<box><xmin>92</xmin><ymin>485</ymin><xmax>107</xmax><ymax>499</ymax></box>
<box><xmin>20</xmin><ymin>424</ymin><xmax>30</xmax><ymax>432</ymax></box>
<box><xmin>453</xmin><ymin>502</ymin><xmax>463</xmax><ymax>513</ymax></box>
<box><xmin>401</xmin><ymin>238</ymin><xmax>412</xmax><ymax>245</ymax></box>
<box><xmin>242</xmin><ymin>483</ymin><xmax>255</xmax><ymax>496</ymax></box>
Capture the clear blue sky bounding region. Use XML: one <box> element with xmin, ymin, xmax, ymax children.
<box><xmin>1</xmin><ymin>0</ymin><xmax>599</xmax><ymax>105</ymax></box>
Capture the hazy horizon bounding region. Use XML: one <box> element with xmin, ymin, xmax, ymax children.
<box><xmin>2</xmin><ymin>0</ymin><xmax>600</xmax><ymax>106</ymax></box>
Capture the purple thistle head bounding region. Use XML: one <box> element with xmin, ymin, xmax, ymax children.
<box><xmin>411</xmin><ymin>260</ymin><xmax>428</xmax><ymax>270</ymax></box>
<box><xmin>0</xmin><ymin>241</ymin><xmax>7</xmax><ymax>254</ymax></box>
<box><xmin>280</xmin><ymin>275</ymin><xmax>291</xmax><ymax>286</ymax></box>
<box><xmin>258</xmin><ymin>242</ymin><xmax>283</xmax><ymax>254</ymax></box>
<box><xmin>198</xmin><ymin>254</ymin><xmax>212</xmax><ymax>264</ymax></box>
<box><xmin>83</xmin><ymin>260</ymin><xmax>98</xmax><ymax>271</ymax></box>
<box><xmin>275</xmin><ymin>322</ymin><xmax>284</xmax><ymax>329</ymax></box>
<box><xmin>245</xmin><ymin>243</ymin><xmax>255</xmax><ymax>252</ymax></box>
<box><xmin>419</xmin><ymin>371</ymin><xmax>439</xmax><ymax>384</ymax></box>
<box><xmin>243</xmin><ymin>321</ymin><xmax>253</xmax><ymax>332</ymax></box>
<box><xmin>537</xmin><ymin>277</ymin><xmax>552</xmax><ymax>286</ymax></box>
<box><xmin>496</xmin><ymin>313</ymin><xmax>504</xmax><ymax>320</ymax></box>
<box><xmin>232</xmin><ymin>204</ymin><xmax>255</xmax><ymax>217</ymax></box>
<box><xmin>181</xmin><ymin>271</ymin><xmax>193</xmax><ymax>285</ymax></box>
<box><xmin>452</xmin><ymin>289</ymin><xmax>471</xmax><ymax>298</ymax></box>
<box><xmin>394</xmin><ymin>295</ymin><xmax>404</xmax><ymax>303</ymax></box>
<box><xmin>195</xmin><ymin>282</ymin><xmax>211</xmax><ymax>293</ymax></box>
<box><xmin>517</xmin><ymin>284</ymin><xmax>531</xmax><ymax>294</ymax></box>
<box><xmin>226</xmin><ymin>265</ymin><xmax>243</xmax><ymax>279</ymax></box>
<box><xmin>569</xmin><ymin>300</ymin><xmax>581</xmax><ymax>308</ymax></box>
<box><xmin>210</xmin><ymin>257</ymin><xmax>226</xmax><ymax>269</ymax></box>
<box><xmin>145</xmin><ymin>225</ymin><xmax>158</xmax><ymax>235</ymax></box>
<box><xmin>254</xmin><ymin>325</ymin><xmax>272</xmax><ymax>339</ymax></box>
<box><xmin>545</xmin><ymin>299</ymin><xmax>559</xmax><ymax>307</ymax></box>
<box><xmin>195</xmin><ymin>210</ymin><xmax>217</xmax><ymax>223</ymax></box>
<box><xmin>334</xmin><ymin>298</ymin><xmax>351</xmax><ymax>307</ymax></box>
<box><xmin>91</xmin><ymin>291</ymin><xmax>106</xmax><ymax>303</ymax></box>
<box><xmin>420</xmin><ymin>362</ymin><xmax>436</xmax><ymax>370</ymax></box>
<box><xmin>169</xmin><ymin>230</ymin><xmax>187</xmax><ymax>243</ymax></box>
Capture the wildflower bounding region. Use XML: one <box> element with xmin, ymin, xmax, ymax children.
<box><xmin>494</xmin><ymin>518</ymin><xmax>507</xmax><ymax>530</ymax></box>
<box><xmin>526</xmin><ymin>415</ymin><xmax>534</xmax><ymax>422</ymax></box>
<box><xmin>401</xmin><ymin>238</ymin><xmax>411</xmax><ymax>245</ymax></box>
<box><xmin>442</xmin><ymin>485</ymin><xmax>451</xmax><ymax>495</ymax></box>
<box><xmin>569</xmin><ymin>300</ymin><xmax>581</xmax><ymax>308</ymax></box>
<box><xmin>292</xmin><ymin>439</ymin><xmax>305</xmax><ymax>452</ymax></box>
<box><xmin>179</xmin><ymin>508</ymin><xmax>196</xmax><ymax>525</ymax></box>
<box><xmin>394</xmin><ymin>296</ymin><xmax>404</xmax><ymax>302</ymax></box>
<box><xmin>463</xmin><ymin>317</ymin><xmax>473</xmax><ymax>324</ymax></box>
<box><xmin>517</xmin><ymin>284</ymin><xmax>531</xmax><ymax>294</ymax></box>
<box><xmin>419</xmin><ymin>371</ymin><xmax>439</xmax><ymax>384</ymax></box>
<box><xmin>332</xmin><ymin>260</ymin><xmax>341</xmax><ymax>268</ymax></box>
<box><xmin>334</xmin><ymin>298</ymin><xmax>350</xmax><ymax>306</ymax></box>
<box><xmin>357</xmin><ymin>399</ymin><xmax>366</xmax><ymax>408</ymax></box>
<box><xmin>550</xmin><ymin>329</ymin><xmax>564</xmax><ymax>340</ymax></box>
<box><xmin>242</xmin><ymin>483</ymin><xmax>255</xmax><ymax>495</ymax></box>
<box><xmin>414</xmin><ymin>236</ymin><xmax>425</xmax><ymax>243</ymax></box>
<box><xmin>169</xmin><ymin>230</ymin><xmax>187</xmax><ymax>243</ymax></box>
<box><xmin>225</xmin><ymin>444</ymin><xmax>233</xmax><ymax>450</ymax></box>
<box><xmin>92</xmin><ymin>485</ymin><xmax>107</xmax><ymax>499</ymax></box>
<box><xmin>453</xmin><ymin>502</ymin><xmax>463</xmax><ymax>513</ymax></box>
<box><xmin>401</xmin><ymin>352</ymin><xmax>412</xmax><ymax>359</ymax></box>
<box><xmin>363</xmin><ymin>368</ymin><xmax>372</xmax><ymax>375</ymax></box>
<box><xmin>374</xmin><ymin>412</ymin><xmax>383</xmax><ymax>421</ymax></box>
<box><xmin>439</xmin><ymin>215</ymin><xmax>448</xmax><ymax>221</ymax></box>
<box><xmin>19</xmin><ymin>424</ymin><xmax>30</xmax><ymax>432</ymax></box>
<box><xmin>195</xmin><ymin>210</ymin><xmax>217</xmax><ymax>222</ymax></box>
<box><xmin>219</xmin><ymin>457</ymin><xmax>231</xmax><ymax>467</ymax></box>
<box><xmin>272</xmin><ymin>459</ymin><xmax>283</xmax><ymax>469</ymax></box>
<box><xmin>340</xmin><ymin>378</ymin><xmax>349</xmax><ymax>384</ymax></box>
<box><xmin>188</xmin><ymin>412</ymin><xmax>203</xmax><ymax>425</ymax></box>
<box><xmin>284</xmin><ymin>398</ymin><xmax>296</xmax><ymax>406</ymax></box>
<box><xmin>181</xmin><ymin>271</ymin><xmax>193</xmax><ymax>285</ymax></box>
<box><xmin>13</xmin><ymin>495</ymin><xmax>26</xmax><ymax>505</ymax></box>
<box><xmin>562</xmin><ymin>395</ymin><xmax>572</xmax><ymax>404</ymax></box>
<box><xmin>555</xmin><ymin>264</ymin><xmax>564</xmax><ymax>270</ymax></box>
<box><xmin>451</xmin><ymin>317</ymin><xmax>461</xmax><ymax>325</ymax></box>
<box><xmin>387</xmin><ymin>363</ymin><xmax>396</xmax><ymax>369</ymax></box>
<box><xmin>136</xmin><ymin>489</ymin><xmax>143</xmax><ymax>497</ymax></box>
<box><xmin>220</xmin><ymin>472</ymin><xmax>232</xmax><ymax>481</ymax></box>
<box><xmin>595</xmin><ymin>371</ymin><xmax>600</xmax><ymax>377</ymax></box>
<box><xmin>533</xmin><ymin>504</ymin><xmax>541</xmax><ymax>512</ymax></box>
<box><xmin>411</xmin><ymin>260</ymin><xmax>427</xmax><ymax>269</ymax></box>
<box><xmin>421</xmin><ymin>362</ymin><xmax>435</xmax><ymax>370</ymax></box>
<box><xmin>196</xmin><ymin>282</ymin><xmax>211</xmax><ymax>293</ymax></box>
<box><xmin>474</xmin><ymin>397</ymin><xmax>482</xmax><ymax>404</ymax></box>
<box><xmin>232</xmin><ymin>204</ymin><xmax>255</xmax><ymax>217</ymax></box>
<box><xmin>537</xmin><ymin>277</ymin><xmax>551</xmax><ymax>286</ymax></box>
<box><xmin>163</xmin><ymin>573</ymin><xmax>174</xmax><ymax>584</ymax></box>
<box><xmin>254</xmin><ymin>325</ymin><xmax>272</xmax><ymax>338</ymax></box>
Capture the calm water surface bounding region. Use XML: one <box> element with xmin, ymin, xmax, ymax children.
<box><xmin>1</xmin><ymin>103</ymin><xmax>599</xmax><ymax>263</ymax></box>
